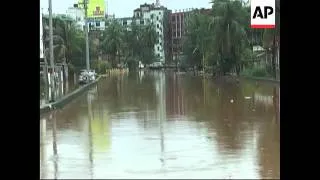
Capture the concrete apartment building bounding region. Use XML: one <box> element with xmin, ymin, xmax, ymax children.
<box><xmin>114</xmin><ymin>2</ymin><xmax>171</xmax><ymax>64</ymax></box>
<box><xmin>170</xmin><ymin>9</ymin><xmax>192</xmax><ymax>63</ymax></box>
<box><xmin>133</xmin><ymin>3</ymin><xmax>171</xmax><ymax>64</ymax></box>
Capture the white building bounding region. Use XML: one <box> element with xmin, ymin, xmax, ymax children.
<box><xmin>131</xmin><ymin>3</ymin><xmax>170</xmax><ymax>63</ymax></box>
<box><xmin>66</xmin><ymin>7</ymin><xmax>85</xmax><ymax>30</ymax></box>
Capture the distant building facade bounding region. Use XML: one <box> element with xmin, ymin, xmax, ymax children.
<box><xmin>66</xmin><ymin>7</ymin><xmax>85</xmax><ymax>30</ymax></box>
<box><xmin>132</xmin><ymin>3</ymin><xmax>172</xmax><ymax>63</ymax></box>
<box><xmin>113</xmin><ymin>3</ymin><xmax>171</xmax><ymax>64</ymax></box>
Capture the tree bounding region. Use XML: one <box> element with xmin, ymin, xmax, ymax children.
<box><xmin>183</xmin><ymin>12</ymin><xmax>213</xmax><ymax>70</ymax></box>
<box><xmin>209</xmin><ymin>0</ymin><xmax>249</xmax><ymax>76</ymax></box>
<box><xmin>140</xmin><ymin>24</ymin><xmax>158</xmax><ymax>65</ymax></box>
<box><xmin>43</xmin><ymin>15</ymin><xmax>86</xmax><ymax>72</ymax></box>
<box><xmin>262</xmin><ymin>0</ymin><xmax>280</xmax><ymax>78</ymax></box>
<box><xmin>101</xmin><ymin>20</ymin><xmax>124</xmax><ymax>67</ymax></box>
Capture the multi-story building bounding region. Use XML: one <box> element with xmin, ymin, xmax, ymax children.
<box><xmin>115</xmin><ymin>17</ymin><xmax>145</xmax><ymax>27</ymax></box>
<box><xmin>171</xmin><ymin>9</ymin><xmax>192</xmax><ymax>63</ymax></box>
<box><xmin>111</xmin><ymin>2</ymin><xmax>171</xmax><ymax>64</ymax></box>
<box><xmin>132</xmin><ymin>3</ymin><xmax>172</xmax><ymax>64</ymax></box>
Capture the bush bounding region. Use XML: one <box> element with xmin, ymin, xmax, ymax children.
<box><xmin>92</xmin><ymin>60</ymin><xmax>112</xmax><ymax>74</ymax></box>
<box><xmin>241</xmin><ymin>66</ymin><xmax>271</xmax><ymax>78</ymax></box>
<box><xmin>251</xmin><ymin>67</ymin><xmax>268</xmax><ymax>77</ymax></box>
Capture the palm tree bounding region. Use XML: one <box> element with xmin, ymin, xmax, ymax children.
<box><xmin>140</xmin><ymin>24</ymin><xmax>158</xmax><ymax>65</ymax></box>
<box><xmin>101</xmin><ymin>20</ymin><xmax>124</xmax><ymax>67</ymax></box>
<box><xmin>183</xmin><ymin>12</ymin><xmax>212</xmax><ymax>72</ymax></box>
<box><xmin>43</xmin><ymin>16</ymin><xmax>86</xmax><ymax>72</ymax></box>
<box><xmin>209</xmin><ymin>0</ymin><xmax>249</xmax><ymax>76</ymax></box>
<box><xmin>55</xmin><ymin>19</ymin><xmax>85</xmax><ymax>65</ymax></box>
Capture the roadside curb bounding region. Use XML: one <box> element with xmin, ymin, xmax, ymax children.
<box><xmin>241</xmin><ymin>76</ymin><xmax>280</xmax><ymax>84</ymax></box>
<box><xmin>40</xmin><ymin>76</ymin><xmax>102</xmax><ymax>114</ymax></box>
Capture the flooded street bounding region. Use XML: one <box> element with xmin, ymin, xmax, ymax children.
<box><xmin>40</xmin><ymin>71</ymin><xmax>280</xmax><ymax>179</ymax></box>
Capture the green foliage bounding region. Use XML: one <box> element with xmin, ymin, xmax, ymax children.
<box><xmin>92</xmin><ymin>60</ymin><xmax>112</xmax><ymax>74</ymax></box>
<box><xmin>183</xmin><ymin>12</ymin><xmax>213</xmax><ymax>67</ymax></box>
<box><xmin>241</xmin><ymin>66</ymin><xmax>271</xmax><ymax>78</ymax></box>
<box><xmin>182</xmin><ymin>0</ymin><xmax>279</xmax><ymax>77</ymax></box>
<box><xmin>183</xmin><ymin>0</ymin><xmax>251</xmax><ymax>76</ymax></box>
<box><xmin>99</xmin><ymin>20</ymin><xmax>157</xmax><ymax>68</ymax></box>
<box><xmin>42</xmin><ymin>16</ymin><xmax>86</xmax><ymax>68</ymax></box>
<box><xmin>100</xmin><ymin>20</ymin><xmax>123</xmax><ymax>67</ymax></box>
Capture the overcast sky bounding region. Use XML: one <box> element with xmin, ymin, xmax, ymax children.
<box><xmin>40</xmin><ymin>0</ymin><xmax>212</xmax><ymax>17</ymax></box>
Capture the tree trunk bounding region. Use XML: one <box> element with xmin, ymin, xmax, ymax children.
<box><xmin>236</xmin><ymin>64</ymin><xmax>240</xmax><ymax>76</ymax></box>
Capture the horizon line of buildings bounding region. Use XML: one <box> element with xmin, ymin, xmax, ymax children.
<box><xmin>42</xmin><ymin>1</ymin><xmax>211</xmax><ymax>64</ymax></box>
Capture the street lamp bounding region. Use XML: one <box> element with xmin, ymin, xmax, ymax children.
<box><xmin>74</xmin><ymin>0</ymin><xmax>90</xmax><ymax>71</ymax></box>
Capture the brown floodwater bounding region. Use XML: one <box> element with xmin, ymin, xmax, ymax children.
<box><xmin>40</xmin><ymin>71</ymin><xmax>280</xmax><ymax>179</ymax></box>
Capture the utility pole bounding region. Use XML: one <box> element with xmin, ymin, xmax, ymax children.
<box><xmin>48</xmin><ymin>0</ymin><xmax>55</xmax><ymax>101</ymax></box>
<box><xmin>84</xmin><ymin>0</ymin><xmax>90</xmax><ymax>71</ymax></box>
<box><xmin>48</xmin><ymin>0</ymin><xmax>54</xmax><ymax>77</ymax></box>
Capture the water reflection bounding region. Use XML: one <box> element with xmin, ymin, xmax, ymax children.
<box><xmin>40</xmin><ymin>117</ymin><xmax>47</xmax><ymax>178</ymax></box>
<box><xmin>40</xmin><ymin>71</ymin><xmax>279</xmax><ymax>179</ymax></box>
<box><xmin>52</xmin><ymin>112</ymin><xmax>58</xmax><ymax>179</ymax></box>
<box><xmin>86</xmin><ymin>91</ymin><xmax>92</xmax><ymax>178</ymax></box>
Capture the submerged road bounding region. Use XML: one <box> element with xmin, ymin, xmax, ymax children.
<box><xmin>40</xmin><ymin>71</ymin><xmax>280</xmax><ymax>179</ymax></box>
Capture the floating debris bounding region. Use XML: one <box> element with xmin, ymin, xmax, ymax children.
<box><xmin>244</xmin><ymin>96</ymin><xmax>252</xmax><ymax>99</ymax></box>
<box><xmin>230</xmin><ymin>99</ymin><xmax>234</xmax><ymax>103</ymax></box>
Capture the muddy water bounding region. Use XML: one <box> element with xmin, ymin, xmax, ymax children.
<box><xmin>40</xmin><ymin>71</ymin><xmax>280</xmax><ymax>179</ymax></box>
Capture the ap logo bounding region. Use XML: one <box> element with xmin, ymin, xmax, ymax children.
<box><xmin>251</xmin><ymin>0</ymin><xmax>275</xmax><ymax>28</ymax></box>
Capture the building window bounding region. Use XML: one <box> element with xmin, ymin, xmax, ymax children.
<box><xmin>140</xmin><ymin>20</ymin><xmax>144</xmax><ymax>25</ymax></box>
<box><xmin>157</xmin><ymin>24</ymin><xmax>159</xmax><ymax>28</ymax></box>
<box><xmin>159</xmin><ymin>12</ymin><xmax>161</xmax><ymax>15</ymax></box>
<box><xmin>157</xmin><ymin>16</ymin><xmax>159</xmax><ymax>20</ymax></box>
<box><xmin>123</xmin><ymin>21</ymin><xmax>127</xmax><ymax>25</ymax></box>
<box><xmin>158</xmin><ymin>54</ymin><xmax>160</xmax><ymax>57</ymax></box>
<box><xmin>160</xmin><ymin>42</ymin><xmax>162</xmax><ymax>46</ymax></box>
<box><xmin>158</xmin><ymin>46</ymin><xmax>160</xmax><ymax>51</ymax></box>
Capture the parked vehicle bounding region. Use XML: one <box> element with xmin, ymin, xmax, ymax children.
<box><xmin>149</xmin><ymin>62</ymin><xmax>163</xmax><ymax>69</ymax></box>
<box><xmin>79</xmin><ymin>69</ymin><xmax>96</xmax><ymax>84</ymax></box>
